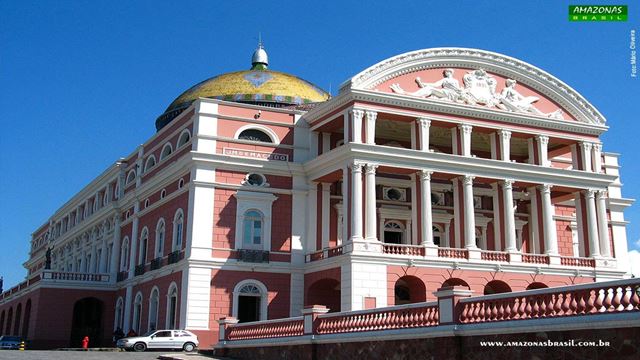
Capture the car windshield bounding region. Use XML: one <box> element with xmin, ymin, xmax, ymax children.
<box><xmin>0</xmin><ymin>336</ymin><xmax>20</xmax><ymax>341</ymax></box>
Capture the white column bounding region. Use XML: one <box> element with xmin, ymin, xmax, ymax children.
<box><xmin>343</xmin><ymin>110</ymin><xmax>350</xmax><ymax>144</ymax></box>
<box><xmin>89</xmin><ymin>245</ymin><xmax>97</xmax><ymax>273</ymax></box>
<box><xmin>99</xmin><ymin>240</ymin><xmax>108</xmax><ymax>273</ymax></box>
<box><xmin>128</xmin><ymin>205</ymin><xmax>140</xmax><ymax>277</ymax></box>
<box><xmin>491</xmin><ymin>183</ymin><xmax>502</xmax><ymax>251</ymax></box>
<box><xmin>462</xmin><ymin>175</ymin><xmax>477</xmax><ymax>249</ymax></box>
<box><xmin>459</xmin><ymin>124</ymin><xmax>473</xmax><ymax>157</ymax></box>
<box><xmin>417</xmin><ymin>118</ymin><xmax>431</xmax><ymax>151</ymax></box>
<box><xmin>341</xmin><ymin>167</ymin><xmax>349</xmax><ymax>243</ymax></box>
<box><xmin>574</xmin><ymin>192</ymin><xmax>586</xmax><ymax>257</ymax></box>
<box><xmin>498</xmin><ymin>130</ymin><xmax>511</xmax><ymax>162</ymax></box>
<box><xmin>322</xmin><ymin>132</ymin><xmax>331</xmax><ymax>153</ymax></box>
<box><xmin>539</xmin><ymin>184</ymin><xmax>558</xmax><ymax>255</ymax></box>
<box><xmin>350</xmin><ymin>163</ymin><xmax>364</xmax><ymax>241</ymax></box>
<box><xmin>528</xmin><ymin>186</ymin><xmax>539</xmax><ymax>254</ymax></box>
<box><xmin>110</xmin><ymin>217</ymin><xmax>121</xmax><ymax>277</ymax></box>
<box><xmin>350</xmin><ymin>109</ymin><xmax>364</xmax><ymax>144</ymax></box>
<box><xmin>364</xmin><ymin>164</ymin><xmax>378</xmax><ymax>241</ymax></box>
<box><xmin>452</xmin><ymin>178</ymin><xmax>461</xmax><ymax>247</ymax></box>
<box><xmin>365</xmin><ymin>111</ymin><xmax>377</xmax><ymax>145</ymax></box>
<box><xmin>584</xmin><ymin>189</ymin><xmax>601</xmax><ymax>257</ymax></box>
<box><xmin>536</xmin><ymin>135</ymin><xmax>549</xmax><ymax>166</ymax></box>
<box><xmin>502</xmin><ymin>180</ymin><xmax>517</xmax><ymax>252</ymax></box>
<box><xmin>410</xmin><ymin>174</ymin><xmax>418</xmax><ymax>245</ymax></box>
<box><xmin>306</xmin><ymin>182</ymin><xmax>318</xmax><ymax>251</ymax></box>
<box><xmin>321</xmin><ymin>183</ymin><xmax>331</xmax><ymax>249</ymax></box>
<box><xmin>592</xmin><ymin>143</ymin><xmax>602</xmax><ymax>173</ymax></box>
<box><xmin>419</xmin><ymin>170</ymin><xmax>434</xmax><ymax>246</ymax></box>
<box><xmin>596</xmin><ymin>190</ymin><xmax>611</xmax><ymax>257</ymax></box>
<box><xmin>579</xmin><ymin>142</ymin><xmax>593</xmax><ymax>172</ymax></box>
<box><xmin>309</xmin><ymin>132</ymin><xmax>319</xmax><ymax>157</ymax></box>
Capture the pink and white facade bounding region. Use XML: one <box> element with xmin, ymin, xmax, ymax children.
<box><xmin>0</xmin><ymin>47</ymin><xmax>633</xmax><ymax>349</ymax></box>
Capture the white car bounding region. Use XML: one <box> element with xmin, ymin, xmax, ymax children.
<box><xmin>116</xmin><ymin>330</ymin><xmax>198</xmax><ymax>352</ymax></box>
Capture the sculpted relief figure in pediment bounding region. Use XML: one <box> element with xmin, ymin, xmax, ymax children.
<box><xmin>390</xmin><ymin>68</ymin><xmax>564</xmax><ymax>120</ymax></box>
<box><xmin>497</xmin><ymin>79</ymin><xmax>564</xmax><ymax>119</ymax></box>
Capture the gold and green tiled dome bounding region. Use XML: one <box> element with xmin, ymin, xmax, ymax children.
<box><xmin>155</xmin><ymin>45</ymin><xmax>330</xmax><ymax>130</ymax></box>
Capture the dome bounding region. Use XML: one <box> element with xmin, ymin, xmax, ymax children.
<box><xmin>155</xmin><ymin>45</ymin><xmax>330</xmax><ymax>130</ymax></box>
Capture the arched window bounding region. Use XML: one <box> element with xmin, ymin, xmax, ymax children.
<box><xmin>114</xmin><ymin>297</ymin><xmax>124</xmax><ymax>330</ymax></box>
<box><xmin>484</xmin><ymin>280</ymin><xmax>512</xmax><ymax>295</ymax></box>
<box><xmin>433</xmin><ymin>225</ymin><xmax>443</xmax><ymax>246</ymax></box>
<box><xmin>120</xmin><ymin>237</ymin><xmax>129</xmax><ymax>271</ymax></box>
<box><xmin>383</xmin><ymin>221</ymin><xmax>404</xmax><ymax>244</ymax></box>
<box><xmin>155</xmin><ymin>219</ymin><xmax>165</xmax><ymax>258</ymax></box>
<box><xmin>126</xmin><ymin>170</ymin><xmax>136</xmax><ymax>185</ymax></box>
<box><xmin>242</xmin><ymin>210</ymin><xmax>264</xmax><ymax>249</ymax></box>
<box><xmin>166</xmin><ymin>283</ymin><xmax>178</xmax><ymax>329</ymax></box>
<box><xmin>160</xmin><ymin>143</ymin><xmax>173</xmax><ymax>160</ymax></box>
<box><xmin>232</xmin><ymin>280</ymin><xmax>268</xmax><ymax>323</ymax></box>
<box><xmin>139</xmin><ymin>228</ymin><xmax>149</xmax><ymax>265</ymax></box>
<box><xmin>114</xmin><ymin>183</ymin><xmax>120</xmax><ymax>200</ymax></box>
<box><xmin>172</xmin><ymin>210</ymin><xmax>184</xmax><ymax>251</ymax></box>
<box><xmin>235</xmin><ymin>125</ymin><xmax>278</xmax><ymax>144</ymax></box>
<box><xmin>160</xmin><ymin>189</ymin><xmax>166</xmax><ymax>199</ymax></box>
<box><xmin>244</xmin><ymin>173</ymin><xmax>268</xmax><ymax>187</ymax></box>
<box><xmin>148</xmin><ymin>287</ymin><xmax>160</xmax><ymax>332</ymax></box>
<box><xmin>144</xmin><ymin>156</ymin><xmax>156</xmax><ymax>173</ymax></box>
<box><xmin>177</xmin><ymin>130</ymin><xmax>191</xmax><ymax>148</ymax></box>
<box><xmin>178</xmin><ymin>179</ymin><xmax>184</xmax><ymax>189</ymax></box>
<box><xmin>132</xmin><ymin>292</ymin><xmax>143</xmax><ymax>334</ymax></box>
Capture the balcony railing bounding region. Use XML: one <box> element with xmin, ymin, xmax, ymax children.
<box><xmin>150</xmin><ymin>257</ymin><xmax>163</xmax><ymax>270</ymax></box>
<box><xmin>134</xmin><ymin>264</ymin><xmax>146</xmax><ymax>276</ymax></box>
<box><xmin>168</xmin><ymin>250</ymin><xmax>182</xmax><ymax>264</ymax></box>
<box><xmin>383</xmin><ymin>243</ymin><xmax>425</xmax><ymax>256</ymax></box>
<box><xmin>304</xmin><ymin>243</ymin><xmax>598</xmax><ymax>269</ymax></box>
<box><xmin>41</xmin><ymin>270</ymin><xmax>110</xmax><ymax>283</ymax></box>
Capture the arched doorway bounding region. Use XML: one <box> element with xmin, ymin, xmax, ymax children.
<box><xmin>306</xmin><ymin>279</ymin><xmax>341</xmax><ymax>313</ymax></box>
<box><xmin>233</xmin><ymin>281</ymin><xmax>268</xmax><ymax>323</ymax></box>
<box><xmin>13</xmin><ymin>304</ymin><xmax>22</xmax><ymax>336</ymax></box>
<box><xmin>22</xmin><ymin>300</ymin><xmax>31</xmax><ymax>339</ymax></box>
<box><xmin>394</xmin><ymin>276</ymin><xmax>426</xmax><ymax>305</ymax></box>
<box><xmin>69</xmin><ymin>297</ymin><xmax>104</xmax><ymax>347</ymax></box>
<box><xmin>526</xmin><ymin>282</ymin><xmax>548</xmax><ymax>290</ymax></box>
<box><xmin>0</xmin><ymin>310</ymin><xmax>5</xmax><ymax>335</ymax></box>
<box><xmin>5</xmin><ymin>308</ymin><xmax>12</xmax><ymax>335</ymax></box>
<box><xmin>441</xmin><ymin>278</ymin><xmax>470</xmax><ymax>290</ymax></box>
<box><xmin>484</xmin><ymin>280</ymin><xmax>512</xmax><ymax>295</ymax></box>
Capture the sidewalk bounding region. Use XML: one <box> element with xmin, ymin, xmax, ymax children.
<box><xmin>158</xmin><ymin>353</ymin><xmax>233</xmax><ymax>360</ymax></box>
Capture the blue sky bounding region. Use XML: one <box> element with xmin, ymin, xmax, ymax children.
<box><xmin>0</xmin><ymin>1</ymin><xmax>638</xmax><ymax>288</ymax></box>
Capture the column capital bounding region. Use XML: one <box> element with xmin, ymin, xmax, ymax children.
<box><xmin>458</xmin><ymin>124</ymin><xmax>473</xmax><ymax>134</ymax></box>
<box><xmin>592</xmin><ymin>142</ymin><xmax>602</xmax><ymax>152</ymax></box>
<box><xmin>461</xmin><ymin>175</ymin><xmax>474</xmax><ymax>186</ymax></box>
<box><xmin>350</xmin><ymin>108</ymin><xmax>364</xmax><ymax>119</ymax></box>
<box><xmin>579</xmin><ymin>141</ymin><xmax>593</xmax><ymax>151</ymax></box>
<box><xmin>365</xmin><ymin>110</ymin><xmax>378</xmax><ymax>121</ymax></box>
<box><xmin>364</xmin><ymin>164</ymin><xmax>378</xmax><ymax>174</ymax></box>
<box><xmin>350</xmin><ymin>162</ymin><xmax>364</xmax><ymax>172</ymax></box>
<box><xmin>596</xmin><ymin>189</ymin><xmax>608</xmax><ymax>200</ymax></box>
<box><xmin>501</xmin><ymin>179</ymin><xmax>515</xmax><ymax>190</ymax></box>
<box><xmin>418</xmin><ymin>170</ymin><xmax>433</xmax><ymax>181</ymax></box>
<box><xmin>537</xmin><ymin>184</ymin><xmax>552</xmax><ymax>194</ymax></box>
<box><xmin>416</xmin><ymin>117</ymin><xmax>431</xmax><ymax>127</ymax></box>
<box><xmin>582</xmin><ymin>189</ymin><xmax>597</xmax><ymax>199</ymax></box>
<box><xmin>497</xmin><ymin>129</ymin><xmax>512</xmax><ymax>139</ymax></box>
<box><xmin>536</xmin><ymin>134</ymin><xmax>549</xmax><ymax>145</ymax></box>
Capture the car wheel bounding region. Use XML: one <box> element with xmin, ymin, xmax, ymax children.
<box><xmin>133</xmin><ymin>342</ymin><xmax>147</xmax><ymax>352</ymax></box>
<box><xmin>183</xmin><ymin>342</ymin><xmax>196</xmax><ymax>352</ymax></box>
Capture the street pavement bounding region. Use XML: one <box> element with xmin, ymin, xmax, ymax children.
<box><xmin>0</xmin><ymin>350</ymin><xmax>228</xmax><ymax>360</ymax></box>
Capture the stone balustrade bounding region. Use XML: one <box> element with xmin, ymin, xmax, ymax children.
<box><xmin>218</xmin><ymin>278</ymin><xmax>640</xmax><ymax>344</ymax></box>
